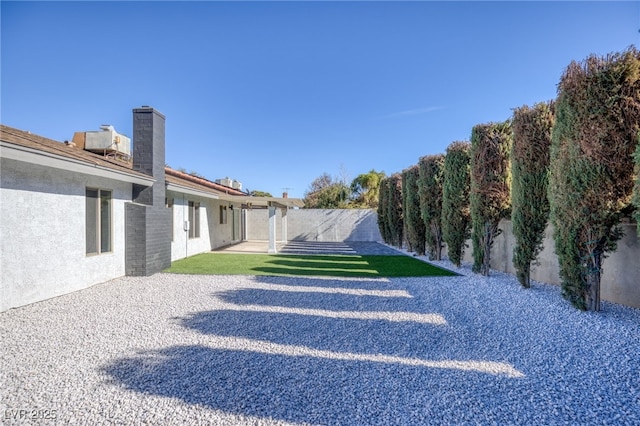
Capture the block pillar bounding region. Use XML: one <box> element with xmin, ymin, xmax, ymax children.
<box><xmin>281</xmin><ymin>208</ymin><xmax>288</xmax><ymax>243</ymax></box>
<box><xmin>268</xmin><ymin>204</ymin><xmax>277</xmax><ymax>253</ymax></box>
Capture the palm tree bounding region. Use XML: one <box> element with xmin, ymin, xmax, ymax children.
<box><xmin>350</xmin><ymin>170</ymin><xmax>386</xmax><ymax>208</ymax></box>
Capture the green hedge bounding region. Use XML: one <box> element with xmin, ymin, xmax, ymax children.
<box><xmin>511</xmin><ymin>102</ymin><xmax>554</xmax><ymax>288</ymax></box>
<box><xmin>403</xmin><ymin>166</ymin><xmax>426</xmax><ymax>255</ymax></box>
<box><xmin>470</xmin><ymin>121</ymin><xmax>513</xmax><ymax>276</ymax></box>
<box><xmin>418</xmin><ymin>154</ymin><xmax>445</xmax><ymax>260</ymax></box>
<box><xmin>386</xmin><ymin>173</ymin><xmax>404</xmax><ymax>248</ymax></box>
<box><xmin>441</xmin><ymin>141</ymin><xmax>471</xmax><ymax>267</ymax></box>
<box><xmin>377</xmin><ymin>178</ymin><xmax>392</xmax><ymax>244</ymax></box>
<box><xmin>634</xmin><ymin>136</ymin><xmax>640</xmax><ymax>235</ymax></box>
<box><xmin>549</xmin><ymin>47</ymin><xmax>640</xmax><ymax>311</ymax></box>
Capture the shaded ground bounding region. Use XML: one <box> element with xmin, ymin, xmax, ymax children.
<box><xmin>1</xmin><ymin>266</ymin><xmax>639</xmax><ymax>425</ymax></box>
<box><xmin>216</xmin><ymin>241</ymin><xmax>402</xmax><ymax>255</ymax></box>
<box><xmin>166</xmin><ymin>252</ymin><xmax>456</xmax><ymax>278</ymax></box>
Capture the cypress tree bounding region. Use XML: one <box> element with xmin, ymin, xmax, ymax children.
<box><xmin>401</xmin><ymin>171</ymin><xmax>412</xmax><ymax>252</ymax></box>
<box><xmin>511</xmin><ymin>102</ymin><xmax>554</xmax><ymax>288</ymax></box>
<box><xmin>441</xmin><ymin>141</ymin><xmax>471</xmax><ymax>267</ymax></box>
<box><xmin>402</xmin><ymin>166</ymin><xmax>426</xmax><ymax>255</ymax></box>
<box><xmin>549</xmin><ymin>48</ymin><xmax>640</xmax><ymax>311</ymax></box>
<box><xmin>386</xmin><ymin>173</ymin><xmax>404</xmax><ymax>248</ymax></box>
<box><xmin>470</xmin><ymin>121</ymin><xmax>513</xmax><ymax>276</ymax></box>
<box><xmin>634</xmin><ymin>136</ymin><xmax>640</xmax><ymax>235</ymax></box>
<box><xmin>377</xmin><ymin>178</ymin><xmax>391</xmax><ymax>244</ymax></box>
<box><xmin>418</xmin><ymin>154</ymin><xmax>445</xmax><ymax>260</ymax></box>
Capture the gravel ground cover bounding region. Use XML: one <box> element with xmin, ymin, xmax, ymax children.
<box><xmin>1</xmin><ymin>262</ymin><xmax>639</xmax><ymax>425</ymax></box>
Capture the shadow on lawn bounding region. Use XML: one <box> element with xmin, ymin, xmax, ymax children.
<box><xmin>258</xmin><ymin>256</ymin><xmax>379</xmax><ymax>278</ymax></box>
<box><xmin>254</xmin><ymin>256</ymin><xmax>455</xmax><ymax>278</ymax></box>
<box><xmin>252</xmin><ymin>266</ymin><xmax>381</xmax><ymax>278</ymax></box>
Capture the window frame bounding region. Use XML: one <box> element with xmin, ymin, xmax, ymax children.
<box><xmin>189</xmin><ymin>201</ymin><xmax>200</xmax><ymax>239</ymax></box>
<box><xmin>86</xmin><ymin>188</ymin><xmax>113</xmax><ymax>256</ymax></box>
<box><xmin>219</xmin><ymin>205</ymin><xmax>228</xmax><ymax>225</ymax></box>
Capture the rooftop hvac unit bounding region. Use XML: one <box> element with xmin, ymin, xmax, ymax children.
<box><xmin>232</xmin><ymin>180</ymin><xmax>242</xmax><ymax>190</ymax></box>
<box><xmin>216</xmin><ymin>177</ymin><xmax>233</xmax><ymax>187</ymax></box>
<box><xmin>82</xmin><ymin>125</ymin><xmax>131</xmax><ymax>157</ymax></box>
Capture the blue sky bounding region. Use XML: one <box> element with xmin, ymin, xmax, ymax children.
<box><xmin>2</xmin><ymin>1</ymin><xmax>639</xmax><ymax>198</ymax></box>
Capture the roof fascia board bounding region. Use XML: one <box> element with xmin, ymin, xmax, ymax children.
<box><xmin>219</xmin><ymin>194</ymin><xmax>304</xmax><ymax>208</ymax></box>
<box><xmin>166</xmin><ymin>183</ymin><xmax>220</xmax><ymax>200</ymax></box>
<box><xmin>0</xmin><ymin>141</ymin><xmax>155</xmax><ymax>186</ymax></box>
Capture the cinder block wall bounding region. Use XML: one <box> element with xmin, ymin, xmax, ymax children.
<box><xmin>246</xmin><ymin>209</ymin><xmax>382</xmax><ymax>242</ymax></box>
<box><xmin>461</xmin><ymin>219</ymin><xmax>640</xmax><ymax>309</ymax></box>
<box><xmin>126</xmin><ymin>107</ymin><xmax>171</xmax><ymax>276</ymax></box>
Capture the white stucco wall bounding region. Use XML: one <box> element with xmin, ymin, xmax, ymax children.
<box><xmin>1</xmin><ymin>158</ymin><xmax>131</xmax><ymax>312</ymax></box>
<box><xmin>167</xmin><ymin>193</ymin><xmax>243</xmax><ymax>261</ymax></box>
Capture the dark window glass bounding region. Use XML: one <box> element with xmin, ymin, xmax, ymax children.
<box><xmin>86</xmin><ymin>189</ymin><xmax>98</xmax><ymax>254</ymax></box>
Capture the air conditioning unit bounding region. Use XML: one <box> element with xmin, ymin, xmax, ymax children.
<box><xmin>82</xmin><ymin>125</ymin><xmax>131</xmax><ymax>157</ymax></box>
<box><xmin>216</xmin><ymin>177</ymin><xmax>233</xmax><ymax>187</ymax></box>
<box><xmin>232</xmin><ymin>180</ymin><xmax>242</xmax><ymax>190</ymax></box>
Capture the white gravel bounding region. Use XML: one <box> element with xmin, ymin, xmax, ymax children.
<box><xmin>1</xmin><ymin>263</ymin><xmax>639</xmax><ymax>425</ymax></box>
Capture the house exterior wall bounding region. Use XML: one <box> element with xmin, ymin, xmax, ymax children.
<box><xmin>210</xmin><ymin>201</ymin><xmax>243</xmax><ymax>249</ymax></box>
<box><xmin>167</xmin><ymin>193</ymin><xmax>243</xmax><ymax>261</ymax></box>
<box><xmin>168</xmin><ymin>193</ymin><xmax>212</xmax><ymax>261</ymax></box>
<box><xmin>0</xmin><ymin>158</ymin><xmax>131</xmax><ymax>312</ymax></box>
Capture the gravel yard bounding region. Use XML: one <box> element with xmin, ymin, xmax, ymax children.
<box><xmin>1</xmin><ymin>261</ymin><xmax>639</xmax><ymax>425</ymax></box>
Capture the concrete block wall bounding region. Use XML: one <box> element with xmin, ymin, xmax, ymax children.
<box><xmin>125</xmin><ymin>202</ymin><xmax>147</xmax><ymax>276</ymax></box>
<box><xmin>246</xmin><ymin>208</ymin><xmax>382</xmax><ymax>242</ymax></box>
<box><xmin>460</xmin><ymin>219</ymin><xmax>640</xmax><ymax>309</ymax></box>
<box><xmin>144</xmin><ymin>205</ymin><xmax>171</xmax><ymax>273</ymax></box>
<box><xmin>126</xmin><ymin>107</ymin><xmax>171</xmax><ymax>275</ymax></box>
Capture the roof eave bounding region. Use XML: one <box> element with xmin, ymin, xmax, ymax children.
<box><xmin>166</xmin><ymin>182</ymin><xmax>220</xmax><ymax>200</ymax></box>
<box><xmin>0</xmin><ymin>141</ymin><xmax>155</xmax><ymax>186</ymax></box>
<box><xmin>217</xmin><ymin>194</ymin><xmax>304</xmax><ymax>209</ymax></box>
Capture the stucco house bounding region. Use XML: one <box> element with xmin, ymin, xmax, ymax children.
<box><xmin>0</xmin><ymin>106</ymin><xmax>302</xmax><ymax>312</ymax></box>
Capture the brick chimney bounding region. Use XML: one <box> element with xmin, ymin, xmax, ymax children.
<box><xmin>125</xmin><ymin>106</ymin><xmax>171</xmax><ymax>276</ymax></box>
<box><xmin>131</xmin><ymin>106</ymin><xmax>166</xmax><ymax>205</ymax></box>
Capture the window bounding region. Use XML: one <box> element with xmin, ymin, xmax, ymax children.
<box><xmin>86</xmin><ymin>188</ymin><xmax>112</xmax><ymax>255</ymax></box>
<box><xmin>189</xmin><ymin>201</ymin><xmax>200</xmax><ymax>239</ymax></box>
<box><xmin>219</xmin><ymin>205</ymin><xmax>228</xmax><ymax>225</ymax></box>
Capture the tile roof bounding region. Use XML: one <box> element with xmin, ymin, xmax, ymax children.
<box><xmin>1</xmin><ymin>124</ymin><xmax>246</xmax><ymax>197</ymax></box>
<box><xmin>0</xmin><ymin>124</ymin><xmax>149</xmax><ymax>179</ymax></box>
<box><xmin>1</xmin><ymin>123</ymin><xmax>302</xmax><ymax>207</ymax></box>
<box><xmin>165</xmin><ymin>168</ymin><xmax>247</xmax><ymax>196</ymax></box>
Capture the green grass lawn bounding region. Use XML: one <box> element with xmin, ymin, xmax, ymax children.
<box><xmin>165</xmin><ymin>253</ymin><xmax>457</xmax><ymax>278</ymax></box>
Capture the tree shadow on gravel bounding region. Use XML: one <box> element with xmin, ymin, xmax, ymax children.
<box><xmin>180</xmin><ymin>309</ymin><xmax>453</xmax><ymax>358</ymax></box>
<box><xmin>216</xmin><ymin>288</ymin><xmax>426</xmax><ymax>314</ymax></box>
<box><xmin>251</xmin><ymin>275</ymin><xmax>399</xmax><ymax>290</ymax></box>
<box><xmin>100</xmin><ymin>273</ymin><xmax>640</xmax><ymax>424</ymax></box>
<box><xmin>102</xmin><ymin>344</ymin><xmax>524</xmax><ymax>425</ymax></box>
